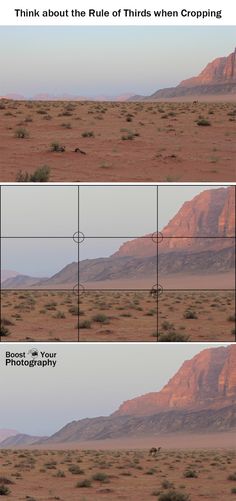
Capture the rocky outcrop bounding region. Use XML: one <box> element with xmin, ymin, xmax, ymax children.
<box><xmin>114</xmin><ymin>346</ymin><xmax>236</xmax><ymax>416</ymax></box>
<box><xmin>179</xmin><ymin>48</ymin><xmax>236</xmax><ymax>87</ymax></box>
<box><xmin>114</xmin><ymin>187</ymin><xmax>235</xmax><ymax>257</ymax></box>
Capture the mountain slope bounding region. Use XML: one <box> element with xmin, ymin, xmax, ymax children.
<box><xmin>114</xmin><ymin>346</ymin><xmax>236</xmax><ymax>416</ymax></box>
<box><xmin>179</xmin><ymin>49</ymin><xmax>236</xmax><ymax>87</ymax></box>
<box><xmin>0</xmin><ymin>433</ymin><xmax>47</xmax><ymax>447</ymax></box>
<box><xmin>41</xmin><ymin>405</ymin><xmax>236</xmax><ymax>444</ymax></box>
<box><xmin>1</xmin><ymin>271</ymin><xmax>19</xmax><ymax>283</ymax></box>
<box><xmin>2</xmin><ymin>274</ymin><xmax>48</xmax><ymax>289</ymax></box>
<box><xmin>0</xmin><ymin>429</ymin><xmax>19</xmax><ymax>442</ymax></box>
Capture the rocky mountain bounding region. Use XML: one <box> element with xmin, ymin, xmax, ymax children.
<box><xmin>113</xmin><ymin>187</ymin><xmax>235</xmax><ymax>276</ymax></box>
<box><xmin>40</xmin><ymin>405</ymin><xmax>236</xmax><ymax>444</ymax></box>
<box><xmin>115</xmin><ymin>345</ymin><xmax>236</xmax><ymax>416</ymax></box>
<box><xmin>0</xmin><ymin>433</ymin><xmax>47</xmax><ymax>447</ymax></box>
<box><xmin>2</xmin><ymin>274</ymin><xmax>48</xmax><ymax>289</ymax></box>
<box><xmin>115</xmin><ymin>186</ymin><xmax>235</xmax><ymax>256</ymax></box>
<box><xmin>0</xmin><ymin>429</ymin><xmax>19</xmax><ymax>442</ymax></box>
<box><xmin>39</xmin><ymin>345</ymin><xmax>236</xmax><ymax>444</ymax></box>
<box><xmin>1</xmin><ymin>270</ymin><xmax>19</xmax><ymax>283</ymax></box>
<box><xmin>179</xmin><ymin>48</ymin><xmax>236</xmax><ymax>87</ymax></box>
<box><xmin>130</xmin><ymin>48</ymin><xmax>236</xmax><ymax>100</ymax></box>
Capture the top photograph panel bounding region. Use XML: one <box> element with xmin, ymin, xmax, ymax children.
<box><xmin>0</xmin><ymin>26</ymin><xmax>235</xmax><ymax>182</ymax></box>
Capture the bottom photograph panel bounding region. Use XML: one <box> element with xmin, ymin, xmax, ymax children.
<box><xmin>0</xmin><ymin>343</ymin><xmax>235</xmax><ymax>500</ymax></box>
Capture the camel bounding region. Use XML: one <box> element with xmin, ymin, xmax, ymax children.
<box><xmin>149</xmin><ymin>447</ymin><xmax>161</xmax><ymax>457</ymax></box>
<box><xmin>150</xmin><ymin>288</ymin><xmax>158</xmax><ymax>299</ymax></box>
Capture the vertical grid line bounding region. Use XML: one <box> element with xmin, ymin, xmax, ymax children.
<box><xmin>78</xmin><ymin>186</ymin><xmax>80</xmax><ymax>342</ymax></box>
<box><xmin>156</xmin><ymin>185</ymin><xmax>159</xmax><ymax>342</ymax></box>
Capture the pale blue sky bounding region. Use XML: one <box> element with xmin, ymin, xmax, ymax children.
<box><xmin>0</xmin><ymin>27</ymin><xmax>235</xmax><ymax>97</ymax></box>
<box><xmin>0</xmin><ymin>343</ymin><xmax>227</xmax><ymax>435</ymax></box>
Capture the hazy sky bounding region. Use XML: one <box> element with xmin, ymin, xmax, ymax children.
<box><xmin>0</xmin><ymin>27</ymin><xmax>235</xmax><ymax>96</ymax></box>
<box><xmin>0</xmin><ymin>343</ymin><xmax>227</xmax><ymax>435</ymax></box>
<box><xmin>1</xmin><ymin>185</ymin><xmax>227</xmax><ymax>275</ymax></box>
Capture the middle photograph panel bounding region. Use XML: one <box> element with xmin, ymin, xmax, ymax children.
<box><xmin>1</xmin><ymin>184</ymin><xmax>234</xmax><ymax>343</ymax></box>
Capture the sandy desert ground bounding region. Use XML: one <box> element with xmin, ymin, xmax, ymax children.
<box><xmin>1</xmin><ymin>290</ymin><xmax>234</xmax><ymax>342</ymax></box>
<box><xmin>0</xmin><ymin>291</ymin><xmax>79</xmax><ymax>342</ymax></box>
<box><xmin>0</xmin><ymin>439</ymin><xmax>235</xmax><ymax>500</ymax></box>
<box><xmin>0</xmin><ymin>100</ymin><xmax>235</xmax><ymax>182</ymax></box>
<box><xmin>158</xmin><ymin>291</ymin><xmax>235</xmax><ymax>343</ymax></box>
<box><xmin>0</xmin><ymin>290</ymin><xmax>157</xmax><ymax>343</ymax></box>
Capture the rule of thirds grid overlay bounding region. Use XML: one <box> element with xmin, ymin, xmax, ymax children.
<box><xmin>0</xmin><ymin>185</ymin><xmax>235</xmax><ymax>342</ymax></box>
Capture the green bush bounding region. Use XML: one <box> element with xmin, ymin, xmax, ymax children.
<box><xmin>81</xmin><ymin>131</ymin><xmax>94</xmax><ymax>137</ymax></box>
<box><xmin>76</xmin><ymin>479</ymin><xmax>92</xmax><ymax>488</ymax></box>
<box><xmin>159</xmin><ymin>332</ymin><xmax>189</xmax><ymax>342</ymax></box>
<box><xmin>68</xmin><ymin>465</ymin><xmax>84</xmax><ymax>475</ymax></box>
<box><xmin>79</xmin><ymin>320</ymin><xmax>92</xmax><ymax>329</ymax></box>
<box><xmin>92</xmin><ymin>314</ymin><xmax>109</xmax><ymax>323</ymax></box>
<box><xmin>197</xmin><ymin>119</ymin><xmax>211</xmax><ymax>126</ymax></box>
<box><xmin>158</xmin><ymin>490</ymin><xmax>190</xmax><ymax>501</ymax></box>
<box><xmin>0</xmin><ymin>325</ymin><xmax>10</xmax><ymax>337</ymax></box>
<box><xmin>183</xmin><ymin>309</ymin><xmax>197</xmax><ymax>319</ymax></box>
<box><xmin>184</xmin><ymin>469</ymin><xmax>198</xmax><ymax>478</ymax></box>
<box><xmin>14</xmin><ymin>127</ymin><xmax>29</xmax><ymax>138</ymax></box>
<box><xmin>228</xmin><ymin>473</ymin><xmax>236</xmax><ymax>481</ymax></box>
<box><xmin>16</xmin><ymin>166</ymin><xmax>50</xmax><ymax>182</ymax></box>
<box><xmin>92</xmin><ymin>472</ymin><xmax>109</xmax><ymax>483</ymax></box>
<box><xmin>0</xmin><ymin>485</ymin><xmax>11</xmax><ymax>495</ymax></box>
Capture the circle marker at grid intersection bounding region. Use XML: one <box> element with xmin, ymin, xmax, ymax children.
<box><xmin>73</xmin><ymin>231</ymin><xmax>85</xmax><ymax>243</ymax></box>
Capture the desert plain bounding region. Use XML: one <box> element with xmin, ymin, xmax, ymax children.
<box><xmin>1</xmin><ymin>289</ymin><xmax>235</xmax><ymax>342</ymax></box>
<box><xmin>0</xmin><ymin>99</ymin><xmax>236</xmax><ymax>182</ymax></box>
<box><xmin>0</xmin><ymin>437</ymin><xmax>236</xmax><ymax>500</ymax></box>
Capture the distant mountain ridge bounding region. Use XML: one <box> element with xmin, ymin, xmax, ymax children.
<box><xmin>0</xmin><ymin>433</ymin><xmax>47</xmax><ymax>447</ymax></box>
<box><xmin>0</xmin><ymin>429</ymin><xmax>19</xmax><ymax>442</ymax></box>
<box><xmin>0</xmin><ymin>93</ymin><xmax>134</xmax><ymax>102</ymax></box>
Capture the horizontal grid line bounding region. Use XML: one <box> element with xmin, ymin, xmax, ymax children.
<box><xmin>1</xmin><ymin>288</ymin><xmax>235</xmax><ymax>293</ymax></box>
<box><xmin>0</xmin><ymin>235</ymin><xmax>234</xmax><ymax>240</ymax></box>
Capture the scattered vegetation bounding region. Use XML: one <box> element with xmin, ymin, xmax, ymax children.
<box><xmin>16</xmin><ymin>165</ymin><xmax>50</xmax><ymax>182</ymax></box>
<box><xmin>14</xmin><ymin>127</ymin><xmax>29</xmax><ymax>138</ymax></box>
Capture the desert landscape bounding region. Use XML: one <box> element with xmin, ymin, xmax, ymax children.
<box><xmin>1</xmin><ymin>289</ymin><xmax>234</xmax><ymax>343</ymax></box>
<box><xmin>1</xmin><ymin>185</ymin><xmax>235</xmax><ymax>342</ymax></box>
<box><xmin>0</xmin><ymin>446</ymin><xmax>235</xmax><ymax>500</ymax></box>
<box><xmin>0</xmin><ymin>345</ymin><xmax>235</xmax><ymax>500</ymax></box>
<box><xmin>1</xmin><ymin>45</ymin><xmax>236</xmax><ymax>182</ymax></box>
<box><xmin>0</xmin><ymin>99</ymin><xmax>235</xmax><ymax>183</ymax></box>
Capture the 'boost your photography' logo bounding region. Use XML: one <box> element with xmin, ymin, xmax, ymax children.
<box><xmin>5</xmin><ymin>349</ymin><xmax>57</xmax><ymax>368</ymax></box>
